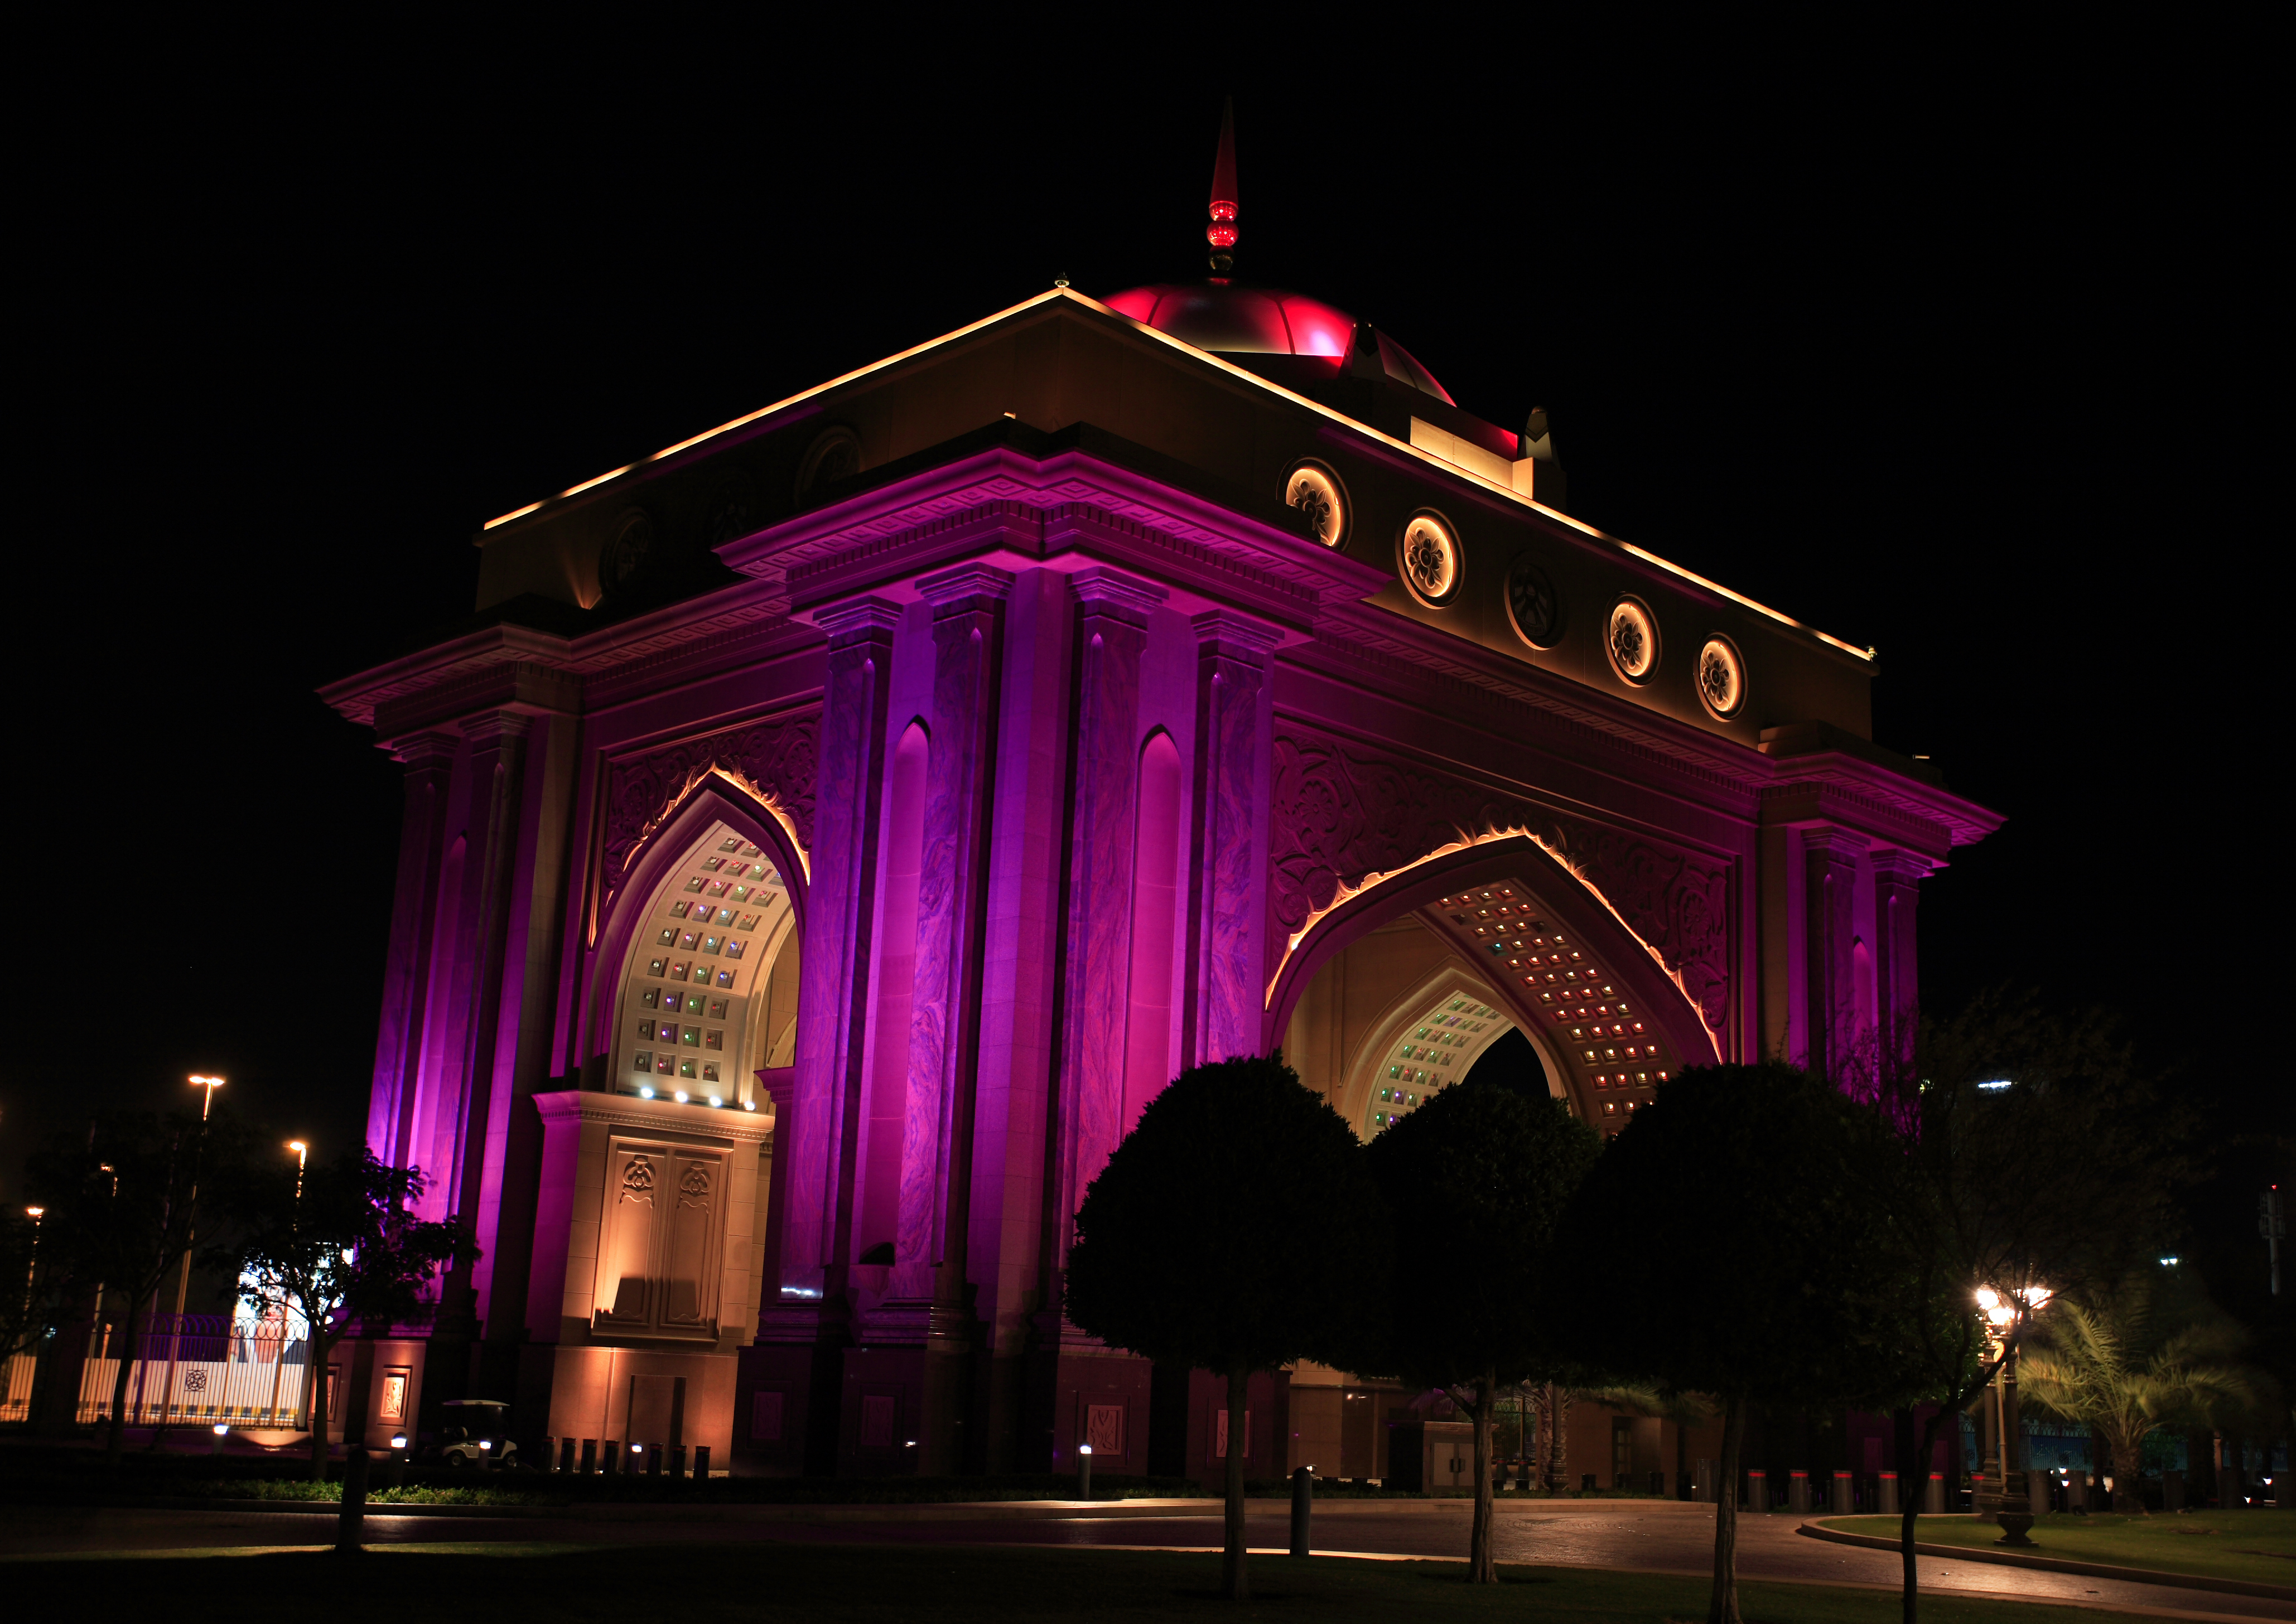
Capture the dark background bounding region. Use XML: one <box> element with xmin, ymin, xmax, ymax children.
<box><xmin>7</xmin><ymin>57</ymin><xmax>2281</xmax><ymax>1318</ymax></box>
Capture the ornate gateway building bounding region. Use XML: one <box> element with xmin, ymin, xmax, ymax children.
<box><xmin>323</xmin><ymin>148</ymin><xmax>1998</xmax><ymax>1477</ymax></box>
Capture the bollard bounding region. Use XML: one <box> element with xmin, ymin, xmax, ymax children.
<box><xmin>336</xmin><ymin>1447</ymin><xmax>371</xmax><ymax>1554</ymax></box>
<box><xmin>1788</xmin><ymin>1471</ymin><xmax>1809</xmax><ymax>1514</ymax></box>
<box><xmin>642</xmin><ymin>1442</ymin><xmax>660</xmax><ymax>1476</ymax></box>
<box><xmin>580</xmin><ymin>1438</ymin><xmax>597</xmax><ymax>1475</ymax></box>
<box><xmin>2067</xmin><ymin>1468</ymin><xmax>2089</xmax><ymax>1513</ymax></box>
<box><xmin>559</xmin><ymin>1436</ymin><xmax>576</xmax><ymax>1475</ymax></box>
<box><xmin>1924</xmin><ymin>1472</ymin><xmax>1945</xmax><ymax>1514</ymax></box>
<box><xmin>211</xmin><ymin>1423</ymin><xmax>228</xmax><ymax>1457</ymax></box>
<box><xmin>1291</xmin><ymin>1466</ymin><xmax>1313</xmax><ymax>1557</ymax></box>
<box><xmin>1878</xmin><ymin>1471</ymin><xmax>1899</xmax><ymax>1515</ymax></box>
<box><xmin>2278</xmin><ymin>1470</ymin><xmax>2293</xmax><ymax>1510</ymax></box>
<box><xmin>2027</xmin><ymin>1468</ymin><xmax>2050</xmax><ymax>1519</ymax></box>
<box><xmin>1077</xmin><ymin>1443</ymin><xmax>1093</xmax><ymax>1500</ymax></box>
<box><xmin>668</xmin><ymin>1444</ymin><xmax>687</xmax><ymax>1481</ymax></box>
<box><xmin>694</xmin><ymin>1445</ymin><xmax>711</xmax><ymax>1478</ymax></box>
<box><xmin>1832</xmin><ymin>1471</ymin><xmax>1853</xmax><ymax>1514</ymax></box>
<box><xmin>602</xmin><ymin>1440</ymin><xmax>621</xmax><ymax>1475</ymax></box>
<box><xmin>1745</xmin><ymin>1469</ymin><xmax>1767</xmax><ymax>1511</ymax></box>
<box><xmin>1580</xmin><ymin>1472</ymin><xmax>1596</xmax><ymax>1493</ymax></box>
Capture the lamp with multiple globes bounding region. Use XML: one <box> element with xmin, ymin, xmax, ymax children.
<box><xmin>1972</xmin><ymin>1282</ymin><xmax>2053</xmax><ymax>1543</ymax></box>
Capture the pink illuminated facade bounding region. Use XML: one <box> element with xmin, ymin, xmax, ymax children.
<box><xmin>324</xmin><ymin>269</ymin><xmax>1998</xmax><ymax>1476</ymax></box>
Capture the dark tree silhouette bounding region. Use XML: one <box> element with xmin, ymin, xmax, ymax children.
<box><xmin>1366</xmin><ymin>1082</ymin><xmax>1598</xmax><ymax>1582</ymax></box>
<box><xmin>1064</xmin><ymin>1055</ymin><xmax>1391</xmax><ymax>1601</ymax></box>
<box><xmin>218</xmin><ymin>1148</ymin><xmax>469</xmax><ymax>1478</ymax></box>
<box><xmin>1553</xmin><ymin>1062</ymin><xmax>1925</xmax><ymax>1624</ymax></box>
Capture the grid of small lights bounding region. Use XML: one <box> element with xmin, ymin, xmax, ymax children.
<box><xmin>1366</xmin><ymin>997</ymin><xmax>1502</xmax><ymax>1136</ymax></box>
<box><xmin>1434</xmin><ymin>885</ymin><xmax>1671</xmax><ymax>1135</ymax></box>
<box><xmin>624</xmin><ymin>835</ymin><xmax>779</xmax><ymax>1106</ymax></box>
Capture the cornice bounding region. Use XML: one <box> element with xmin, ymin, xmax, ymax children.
<box><xmin>532</xmin><ymin>1087</ymin><xmax>773</xmax><ymax>1144</ymax></box>
<box><xmin>1760</xmin><ymin>753</ymin><xmax>2003</xmax><ymax>852</ymax></box>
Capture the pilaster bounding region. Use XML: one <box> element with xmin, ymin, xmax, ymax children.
<box><xmin>1182</xmin><ymin>610</ymin><xmax>1280</xmax><ymax>1069</ymax></box>
<box><xmin>371</xmin><ymin>731</ymin><xmax>460</xmax><ymax>1171</ymax></box>
<box><xmin>1870</xmin><ymin>848</ymin><xmax>1929</xmax><ymax>1071</ymax></box>
<box><xmin>437</xmin><ymin>709</ymin><xmax>533</xmax><ymax>1337</ymax></box>
<box><xmin>1800</xmin><ymin>827</ymin><xmax>1865</xmax><ymax>1081</ymax></box>
<box><xmin>783</xmin><ymin>598</ymin><xmax>903</xmax><ymax>1306</ymax></box>
<box><xmin>1049</xmin><ymin>567</ymin><xmax>1165</xmax><ymax>1279</ymax></box>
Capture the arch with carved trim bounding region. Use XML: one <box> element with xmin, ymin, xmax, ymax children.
<box><xmin>1265</xmin><ymin>835</ymin><xmax>1716</xmax><ymax>1129</ymax></box>
<box><xmin>586</xmin><ymin>780</ymin><xmax>810</xmax><ymax>1076</ymax></box>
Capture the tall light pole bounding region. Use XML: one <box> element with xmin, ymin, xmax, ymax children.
<box><xmin>154</xmin><ymin>1076</ymin><xmax>225</xmax><ymax>1438</ymax></box>
<box><xmin>1974</xmin><ymin>1283</ymin><xmax>2052</xmax><ymax>1542</ymax></box>
<box><xmin>265</xmin><ymin>1141</ymin><xmax>308</xmax><ymax>1429</ymax></box>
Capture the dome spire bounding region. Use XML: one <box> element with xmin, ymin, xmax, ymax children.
<box><xmin>1206</xmin><ymin>96</ymin><xmax>1238</xmax><ymax>276</ymax></box>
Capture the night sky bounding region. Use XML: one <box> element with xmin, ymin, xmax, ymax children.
<box><xmin>8</xmin><ymin>71</ymin><xmax>2280</xmax><ymax>1309</ymax></box>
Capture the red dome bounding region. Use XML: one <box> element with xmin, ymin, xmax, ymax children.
<box><xmin>1103</xmin><ymin>282</ymin><xmax>1455</xmax><ymax>407</ymax></box>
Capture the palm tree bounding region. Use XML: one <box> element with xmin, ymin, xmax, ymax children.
<box><xmin>2019</xmin><ymin>1269</ymin><xmax>2263</xmax><ymax>1514</ymax></box>
<box><xmin>1528</xmin><ymin>1380</ymin><xmax>1712</xmax><ymax>1494</ymax></box>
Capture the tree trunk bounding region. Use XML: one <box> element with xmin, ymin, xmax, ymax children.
<box><xmin>1895</xmin><ymin>1405</ymin><xmax>1922</xmax><ymax>1624</ymax></box>
<box><xmin>1470</xmin><ymin>1367</ymin><xmax>1497</xmax><ymax>1582</ymax></box>
<box><xmin>103</xmin><ymin>1295</ymin><xmax>143</xmax><ymax>1470</ymax></box>
<box><xmin>2109</xmin><ymin>1427</ymin><xmax>2147</xmax><ymax>1515</ymax></box>
<box><xmin>1223</xmin><ymin>1361</ymin><xmax>1248</xmax><ymax>1601</ymax></box>
<box><xmin>308</xmin><ymin>1333</ymin><xmax>335</xmax><ymax>1481</ymax></box>
<box><xmin>1709</xmin><ymin>1391</ymin><xmax>1745</xmax><ymax>1624</ymax></box>
<box><xmin>1541</xmin><ymin>1381</ymin><xmax>1572</xmax><ymax>1492</ymax></box>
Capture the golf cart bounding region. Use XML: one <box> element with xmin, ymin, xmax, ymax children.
<box><xmin>431</xmin><ymin>1399</ymin><xmax>519</xmax><ymax>1470</ymax></box>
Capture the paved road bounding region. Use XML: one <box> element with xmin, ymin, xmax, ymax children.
<box><xmin>2</xmin><ymin>1500</ymin><xmax>2284</xmax><ymax>1621</ymax></box>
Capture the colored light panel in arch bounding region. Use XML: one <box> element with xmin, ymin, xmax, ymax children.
<box><xmin>1425</xmin><ymin>883</ymin><xmax>1672</xmax><ymax>1129</ymax></box>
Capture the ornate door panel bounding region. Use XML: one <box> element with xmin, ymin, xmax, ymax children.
<box><xmin>593</xmin><ymin>1138</ymin><xmax>725</xmax><ymax>1340</ymax></box>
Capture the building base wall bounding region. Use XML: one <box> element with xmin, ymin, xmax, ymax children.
<box><xmin>542</xmin><ymin>1343</ymin><xmax>736</xmax><ymax>1465</ymax></box>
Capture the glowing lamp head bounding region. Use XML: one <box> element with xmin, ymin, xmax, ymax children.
<box><xmin>213</xmin><ymin>1423</ymin><xmax>229</xmax><ymax>1436</ymax></box>
<box><xmin>391</xmin><ymin>1436</ymin><xmax>408</xmax><ymax>1450</ymax></box>
<box><xmin>25</xmin><ymin>1206</ymin><xmax>41</xmax><ymax>1219</ymax></box>
<box><xmin>638</xmin><ymin>1086</ymin><xmax>655</xmax><ymax>1099</ymax></box>
<box><xmin>674</xmin><ymin>1090</ymin><xmax>689</xmax><ymax>1104</ymax></box>
<box><xmin>1077</xmin><ymin>1444</ymin><xmax>1093</xmax><ymax>1456</ymax></box>
<box><xmin>1974</xmin><ymin>1286</ymin><xmax>2000</xmax><ymax>1311</ymax></box>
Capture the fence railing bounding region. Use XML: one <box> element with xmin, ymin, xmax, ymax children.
<box><xmin>0</xmin><ymin>1314</ymin><xmax>314</xmax><ymax>1427</ymax></box>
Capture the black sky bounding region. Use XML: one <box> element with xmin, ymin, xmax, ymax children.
<box><xmin>7</xmin><ymin>54</ymin><xmax>2281</xmax><ymax>1300</ymax></box>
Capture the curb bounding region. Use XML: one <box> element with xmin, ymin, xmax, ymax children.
<box><xmin>1796</xmin><ymin>1519</ymin><xmax>2296</xmax><ymax>1603</ymax></box>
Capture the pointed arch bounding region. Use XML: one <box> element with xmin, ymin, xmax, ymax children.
<box><xmin>586</xmin><ymin>780</ymin><xmax>809</xmax><ymax>1069</ymax></box>
<box><xmin>1265</xmin><ymin>834</ymin><xmax>1718</xmax><ymax>1105</ymax></box>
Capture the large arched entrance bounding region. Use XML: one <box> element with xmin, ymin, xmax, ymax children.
<box><xmin>1269</xmin><ymin>836</ymin><xmax>1716</xmax><ymax>1138</ymax></box>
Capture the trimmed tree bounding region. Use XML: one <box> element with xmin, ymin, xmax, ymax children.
<box><xmin>1552</xmin><ymin>1062</ymin><xmax>1924</xmax><ymax>1624</ymax></box>
<box><xmin>220</xmin><ymin>1148</ymin><xmax>469</xmax><ymax>1478</ymax></box>
<box><xmin>1065</xmin><ymin>1055</ymin><xmax>1392</xmax><ymax>1602</ymax></box>
<box><xmin>1364</xmin><ymin>1084</ymin><xmax>1598</xmax><ymax>1581</ymax></box>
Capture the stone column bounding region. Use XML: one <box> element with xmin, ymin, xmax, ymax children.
<box><xmin>1870</xmin><ymin>849</ymin><xmax>1928</xmax><ymax>1071</ymax></box>
<box><xmin>1800</xmin><ymin>828</ymin><xmax>1864</xmax><ymax>1081</ymax></box>
<box><xmin>906</xmin><ymin>564</ymin><xmax>1012</xmax><ymax>1474</ymax></box>
<box><xmin>437</xmin><ymin>710</ymin><xmax>533</xmax><ymax>1340</ymax></box>
<box><xmin>779</xmin><ymin>598</ymin><xmax>902</xmax><ymax>1307</ymax></box>
<box><xmin>1182</xmin><ymin>610</ymin><xmax>1279</xmax><ymax>1069</ymax></box>
<box><xmin>370</xmin><ymin>732</ymin><xmax>459</xmax><ymax>1171</ymax></box>
<box><xmin>1050</xmin><ymin>568</ymin><xmax>1166</xmax><ymax>1269</ymax></box>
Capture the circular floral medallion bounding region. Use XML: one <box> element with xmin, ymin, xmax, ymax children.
<box><xmin>1398</xmin><ymin>510</ymin><xmax>1463</xmax><ymax>606</ymax></box>
<box><xmin>795</xmin><ymin>426</ymin><xmax>862</xmax><ymax>501</ymax></box>
<box><xmin>1696</xmin><ymin>635</ymin><xmax>1745</xmax><ymax>718</ymax></box>
<box><xmin>1505</xmin><ymin>553</ymin><xmax>1562</xmax><ymax>648</ymax></box>
<box><xmin>600</xmin><ymin>510</ymin><xmax>654</xmax><ymax>597</ymax></box>
<box><xmin>1285</xmin><ymin>462</ymin><xmax>1348</xmax><ymax>547</ymax></box>
<box><xmin>1606</xmin><ymin>597</ymin><xmax>1659</xmax><ymax>683</ymax></box>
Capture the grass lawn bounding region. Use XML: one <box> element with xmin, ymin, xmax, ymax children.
<box><xmin>3</xmin><ymin>1541</ymin><xmax>2144</xmax><ymax>1623</ymax></box>
<box><xmin>1823</xmin><ymin>1509</ymin><xmax>2296</xmax><ymax>1588</ymax></box>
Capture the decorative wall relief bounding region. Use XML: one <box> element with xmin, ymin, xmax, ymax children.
<box><xmin>1269</xmin><ymin>726</ymin><xmax>1732</xmax><ymax>1035</ymax></box>
<box><xmin>604</xmin><ymin>710</ymin><xmax>820</xmax><ymax>901</ymax></box>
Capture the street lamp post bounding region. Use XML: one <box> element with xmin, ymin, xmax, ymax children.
<box><xmin>154</xmin><ymin>1076</ymin><xmax>225</xmax><ymax>1439</ymax></box>
<box><xmin>262</xmin><ymin>1140</ymin><xmax>308</xmax><ymax>1428</ymax></box>
<box><xmin>1973</xmin><ymin>1284</ymin><xmax>2051</xmax><ymax>1545</ymax></box>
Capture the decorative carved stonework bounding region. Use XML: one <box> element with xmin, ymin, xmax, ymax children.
<box><xmin>1270</xmin><ymin>726</ymin><xmax>1732</xmax><ymax>1032</ymax></box>
<box><xmin>603</xmin><ymin>709</ymin><xmax>821</xmax><ymax>900</ymax></box>
<box><xmin>621</xmin><ymin>1156</ymin><xmax>655</xmax><ymax>1199</ymax></box>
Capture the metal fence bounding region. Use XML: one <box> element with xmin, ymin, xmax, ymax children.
<box><xmin>0</xmin><ymin>1314</ymin><xmax>313</xmax><ymax>1427</ymax></box>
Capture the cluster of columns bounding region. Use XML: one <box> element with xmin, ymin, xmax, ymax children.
<box><xmin>1798</xmin><ymin>828</ymin><xmax>1928</xmax><ymax>1089</ymax></box>
<box><xmin>761</xmin><ymin>557</ymin><xmax>1279</xmax><ymax>1472</ymax></box>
